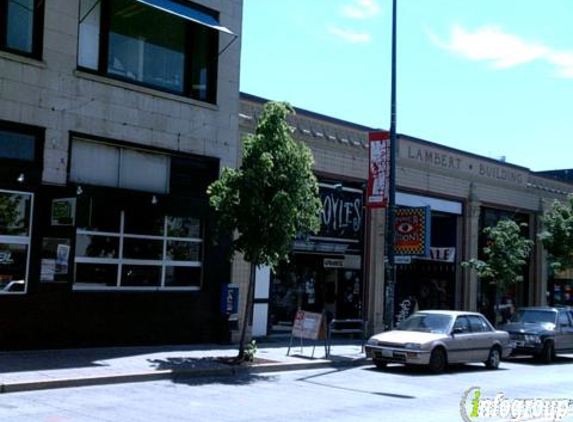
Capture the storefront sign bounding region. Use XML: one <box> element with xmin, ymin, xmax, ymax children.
<box><xmin>318</xmin><ymin>184</ymin><xmax>363</xmax><ymax>241</ymax></box>
<box><xmin>51</xmin><ymin>198</ymin><xmax>76</xmax><ymax>226</ymax></box>
<box><xmin>367</xmin><ymin>131</ymin><xmax>390</xmax><ymax>208</ymax></box>
<box><xmin>395</xmin><ymin>207</ymin><xmax>431</xmax><ymax>256</ymax></box>
<box><xmin>323</xmin><ymin>255</ymin><xmax>362</xmax><ymax>269</ymax></box>
<box><xmin>430</xmin><ymin>247</ymin><xmax>456</xmax><ymax>262</ymax></box>
<box><xmin>324</xmin><ymin>258</ymin><xmax>344</xmax><ymax>268</ymax></box>
<box><xmin>403</xmin><ymin>142</ymin><xmax>527</xmax><ymax>187</ymax></box>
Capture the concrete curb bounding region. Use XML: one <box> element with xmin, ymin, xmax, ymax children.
<box><xmin>0</xmin><ymin>358</ymin><xmax>370</xmax><ymax>394</ymax></box>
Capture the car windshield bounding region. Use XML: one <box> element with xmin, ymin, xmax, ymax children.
<box><xmin>396</xmin><ymin>313</ymin><xmax>453</xmax><ymax>334</ymax></box>
<box><xmin>510</xmin><ymin>309</ymin><xmax>557</xmax><ymax>325</ymax></box>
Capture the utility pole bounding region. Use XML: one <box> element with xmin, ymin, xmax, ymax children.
<box><xmin>384</xmin><ymin>0</ymin><xmax>398</xmax><ymax>330</ymax></box>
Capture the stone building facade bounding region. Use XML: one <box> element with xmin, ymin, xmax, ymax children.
<box><xmin>0</xmin><ymin>0</ymin><xmax>243</xmax><ymax>349</ymax></box>
<box><xmin>238</xmin><ymin>93</ymin><xmax>573</xmax><ymax>338</ymax></box>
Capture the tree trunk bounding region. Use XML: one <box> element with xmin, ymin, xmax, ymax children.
<box><xmin>237</xmin><ymin>263</ymin><xmax>256</xmax><ymax>361</ymax></box>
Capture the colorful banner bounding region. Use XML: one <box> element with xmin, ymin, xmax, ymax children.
<box><xmin>395</xmin><ymin>206</ymin><xmax>431</xmax><ymax>255</ymax></box>
<box><xmin>367</xmin><ymin>131</ymin><xmax>390</xmax><ymax>208</ymax></box>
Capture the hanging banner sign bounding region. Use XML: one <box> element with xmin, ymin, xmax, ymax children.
<box><xmin>367</xmin><ymin>131</ymin><xmax>390</xmax><ymax>208</ymax></box>
<box><xmin>395</xmin><ymin>206</ymin><xmax>431</xmax><ymax>256</ymax></box>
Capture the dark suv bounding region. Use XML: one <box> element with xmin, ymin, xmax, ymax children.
<box><xmin>500</xmin><ymin>306</ymin><xmax>573</xmax><ymax>363</ymax></box>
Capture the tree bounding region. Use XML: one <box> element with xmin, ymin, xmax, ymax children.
<box><xmin>539</xmin><ymin>194</ymin><xmax>573</xmax><ymax>272</ymax></box>
<box><xmin>462</xmin><ymin>219</ymin><xmax>533</xmax><ymax>323</ymax></box>
<box><xmin>207</xmin><ymin>101</ymin><xmax>322</xmax><ymax>361</ymax></box>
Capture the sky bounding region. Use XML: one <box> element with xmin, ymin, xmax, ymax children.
<box><xmin>239</xmin><ymin>0</ymin><xmax>573</xmax><ymax>172</ymax></box>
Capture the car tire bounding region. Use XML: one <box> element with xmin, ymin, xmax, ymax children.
<box><xmin>540</xmin><ymin>341</ymin><xmax>555</xmax><ymax>364</ymax></box>
<box><xmin>428</xmin><ymin>348</ymin><xmax>447</xmax><ymax>373</ymax></box>
<box><xmin>484</xmin><ymin>346</ymin><xmax>501</xmax><ymax>369</ymax></box>
<box><xmin>373</xmin><ymin>359</ymin><xmax>387</xmax><ymax>370</ymax></box>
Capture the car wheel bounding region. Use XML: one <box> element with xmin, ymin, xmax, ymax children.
<box><xmin>540</xmin><ymin>341</ymin><xmax>554</xmax><ymax>364</ymax></box>
<box><xmin>428</xmin><ymin>348</ymin><xmax>447</xmax><ymax>373</ymax></box>
<box><xmin>373</xmin><ymin>359</ymin><xmax>387</xmax><ymax>370</ymax></box>
<box><xmin>484</xmin><ymin>346</ymin><xmax>501</xmax><ymax>369</ymax></box>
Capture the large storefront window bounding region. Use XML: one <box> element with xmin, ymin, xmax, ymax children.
<box><xmin>78</xmin><ymin>0</ymin><xmax>222</xmax><ymax>103</ymax></box>
<box><xmin>0</xmin><ymin>0</ymin><xmax>44</xmax><ymax>57</ymax></box>
<box><xmin>74</xmin><ymin>194</ymin><xmax>203</xmax><ymax>290</ymax></box>
<box><xmin>0</xmin><ymin>190</ymin><xmax>33</xmax><ymax>294</ymax></box>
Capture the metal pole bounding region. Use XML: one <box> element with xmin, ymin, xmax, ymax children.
<box><xmin>384</xmin><ymin>0</ymin><xmax>397</xmax><ymax>330</ymax></box>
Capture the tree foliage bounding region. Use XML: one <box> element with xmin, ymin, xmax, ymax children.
<box><xmin>208</xmin><ymin>101</ymin><xmax>322</xmax><ymax>269</ymax></box>
<box><xmin>462</xmin><ymin>219</ymin><xmax>533</xmax><ymax>295</ymax></box>
<box><xmin>539</xmin><ymin>194</ymin><xmax>573</xmax><ymax>271</ymax></box>
<box><xmin>207</xmin><ymin>101</ymin><xmax>322</xmax><ymax>362</ymax></box>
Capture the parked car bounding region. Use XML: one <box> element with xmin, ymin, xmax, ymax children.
<box><xmin>365</xmin><ymin>310</ymin><xmax>513</xmax><ymax>373</ymax></box>
<box><xmin>500</xmin><ymin>306</ymin><xmax>573</xmax><ymax>363</ymax></box>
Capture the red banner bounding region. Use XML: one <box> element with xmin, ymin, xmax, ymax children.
<box><xmin>367</xmin><ymin>131</ymin><xmax>390</xmax><ymax>208</ymax></box>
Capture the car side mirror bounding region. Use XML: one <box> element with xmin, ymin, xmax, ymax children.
<box><xmin>452</xmin><ymin>327</ymin><xmax>463</xmax><ymax>335</ymax></box>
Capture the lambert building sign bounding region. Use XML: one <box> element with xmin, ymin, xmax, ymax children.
<box><xmin>401</xmin><ymin>141</ymin><xmax>527</xmax><ymax>186</ymax></box>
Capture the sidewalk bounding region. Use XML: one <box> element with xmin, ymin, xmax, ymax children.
<box><xmin>0</xmin><ymin>340</ymin><xmax>368</xmax><ymax>394</ymax></box>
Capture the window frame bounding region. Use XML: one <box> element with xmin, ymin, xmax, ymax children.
<box><xmin>79</xmin><ymin>0</ymin><xmax>219</xmax><ymax>103</ymax></box>
<box><xmin>74</xmin><ymin>206</ymin><xmax>204</xmax><ymax>291</ymax></box>
<box><xmin>0</xmin><ymin>0</ymin><xmax>45</xmax><ymax>58</ymax></box>
<box><xmin>0</xmin><ymin>188</ymin><xmax>34</xmax><ymax>295</ymax></box>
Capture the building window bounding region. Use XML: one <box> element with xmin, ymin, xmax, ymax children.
<box><xmin>74</xmin><ymin>192</ymin><xmax>203</xmax><ymax>290</ymax></box>
<box><xmin>70</xmin><ymin>138</ymin><xmax>170</xmax><ymax>194</ymax></box>
<box><xmin>0</xmin><ymin>190</ymin><xmax>33</xmax><ymax>294</ymax></box>
<box><xmin>0</xmin><ymin>0</ymin><xmax>44</xmax><ymax>57</ymax></box>
<box><xmin>78</xmin><ymin>0</ymin><xmax>220</xmax><ymax>103</ymax></box>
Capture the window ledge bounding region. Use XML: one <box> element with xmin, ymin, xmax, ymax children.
<box><xmin>0</xmin><ymin>50</ymin><xmax>46</xmax><ymax>68</ymax></box>
<box><xmin>73</xmin><ymin>69</ymin><xmax>219</xmax><ymax>111</ymax></box>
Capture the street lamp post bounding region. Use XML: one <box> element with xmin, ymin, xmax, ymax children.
<box><xmin>384</xmin><ymin>0</ymin><xmax>398</xmax><ymax>330</ymax></box>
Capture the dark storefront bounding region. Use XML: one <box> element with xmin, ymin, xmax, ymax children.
<box><xmin>0</xmin><ymin>131</ymin><xmax>232</xmax><ymax>350</ymax></box>
<box><xmin>393</xmin><ymin>193</ymin><xmax>462</xmax><ymax>324</ymax></box>
<box><xmin>269</xmin><ymin>181</ymin><xmax>365</xmax><ymax>332</ymax></box>
<box><xmin>477</xmin><ymin>207</ymin><xmax>532</xmax><ymax>324</ymax></box>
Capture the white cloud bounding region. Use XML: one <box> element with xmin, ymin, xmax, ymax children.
<box><xmin>329</xmin><ymin>25</ymin><xmax>371</xmax><ymax>43</ymax></box>
<box><xmin>342</xmin><ymin>0</ymin><xmax>380</xmax><ymax>20</ymax></box>
<box><xmin>430</xmin><ymin>24</ymin><xmax>573</xmax><ymax>79</ymax></box>
<box><xmin>546</xmin><ymin>51</ymin><xmax>573</xmax><ymax>78</ymax></box>
<box><xmin>432</xmin><ymin>25</ymin><xmax>547</xmax><ymax>69</ymax></box>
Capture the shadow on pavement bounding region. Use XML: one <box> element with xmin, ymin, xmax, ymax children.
<box><xmin>506</xmin><ymin>355</ymin><xmax>573</xmax><ymax>366</ymax></box>
<box><xmin>295</xmin><ymin>366</ymin><xmax>417</xmax><ymax>399</ymax></box>
<box><xmin>362</xmin><ymin>363</ymin><xmax>508</xmax><ymax>376</ymax></box>
<box><xmin>172</xmin><ymin>372</ymin><xmax>278</xmax><ymax>387</ymax></box>
<box><xmin>0</xmin><ymin>344</ymin><xmax>231</xmax><ymax>374</ymax></box>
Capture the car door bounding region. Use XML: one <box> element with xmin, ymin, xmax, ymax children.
<box><xmin>467</xmin><ymin>314</ymin><xmax>494</xmax><ymax>361</ymax></box>
<box><xmin>449</xmin><ymin>316</ymin><xmax>473</xmax><ymax>363</ymax></box>
<box><xmin>555</xmin><ymin>310</ymin><xmax>573</xmax><ymax>352</ymax></box>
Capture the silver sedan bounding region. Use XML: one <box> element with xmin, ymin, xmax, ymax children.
<box><xmin>365</xmin><ymin>310</ymin><xmax>513</xmax><ymax>372</ymax></box>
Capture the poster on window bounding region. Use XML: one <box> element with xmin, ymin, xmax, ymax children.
<box><xmin>40</xmin><ymin>238</ymin><xmax>71</xmax><ymax>282</ymax></box>
<box><xmin>51</xmin><ymin>198</ymin><xmax>76</xmax><ymax>226</ymax></box>
<box><xmin>366</xmin><ymin>131</ymin><xmax>390</xmax><ymax>208</ymax></box>
<box><xmin>395</xmin><ymin>207</ymin><xmax>431</xmax><ymax>256</ymax></box>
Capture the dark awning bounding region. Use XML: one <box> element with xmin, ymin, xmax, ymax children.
<box><xmin>135</xmin><ymin>0</ymin><xmax>234</xmax><ymax>35</ymax></box>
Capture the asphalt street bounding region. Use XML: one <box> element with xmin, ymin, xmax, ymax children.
<box><xmin>1</xmin><ymin>356</ymin><xmax>572</xmax><ymax>422</ymax></box>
